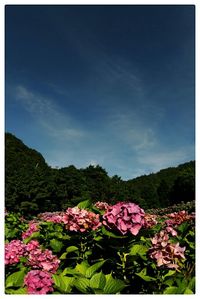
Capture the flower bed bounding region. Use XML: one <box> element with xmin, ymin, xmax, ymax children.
<box><xmin>5</xmin><ymin>200</ymin><xmax>195</xmax><ymax>294</ymax></box>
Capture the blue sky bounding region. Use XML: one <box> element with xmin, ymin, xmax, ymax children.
<box><xmin>5</xmin><ymin>5</ymin><xmax>195</xmax><ymax>180</ymax></box>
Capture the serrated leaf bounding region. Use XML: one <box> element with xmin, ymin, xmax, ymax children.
<box><xmin>86</xmin><ymin>260</ymin><xmax>106</xmax><ymax>278</ymax></box>
<box><xmin>164</xmin><ymin>286</ymin><xmax>179</xmax><ymax>294</ymax></box>
<box><xmin>77</xmin><ymin>199</ymin><xmax>92</xmax><ymax>209</ymax></box>
<box><xmin>101</xmin><ymin>226</ymin><xmax>127</xmax><ymax>239</ymax></box>
<box><xmin>5</xmin><ymin>287</ymin><xmax>27</xmax><ymax>294</ymax></box>
<box><xmin>66</xmin><ymin>245</ymin><xmax>79</xmax><ymax>254</ymax></box>
<box><xmin>75</xmin><ymin>261</ymin><xmax>90</xmax><ymax>276</ymax></box>
<box><xmin>184</xmin><ymin>288</ymin><xmax>193</xmax><ymax>294</ymax></box>
<box><xmin>103</xmin><ymin>273</ymin><xmax>127</xmax><ymax>294</ymax></box>
<box><xmin>61</xmin><ymin>267</ymin><xmax>81</xmax><ymax>276</ymax></box>
<box><xmin>90</xmin><ymin>272</ymin><xmax>106</xmax><ymax>290</ymax></box>
<box><xmin>6</xmin><ymin>270</ymin><xmax>26</xmax><ymax>288</ymax></box>
<box><xmin>136</xmin><ymin>268</ymin><xmax>156</xmax><ymax>282</ymax></box>
<box><xmin>75</xmin><ymin>277</ymin><xmax>90</xmax><ymax>293</ymax></box>
<box><xmin>129</xmin><ymin>244</ymin><xmax>148</xmax><ymax>256</ymax></box>
<box><xmin>50</xmin><ymin>239</ymin><xmax>63</xmax><ymax>252</ymax></box>
<box><xmin>52</xmin><ymin>274</ymin><xmax>74</xmax><ymax>293</ymax></box>
<box><xmin>188</xmin><ymin>276</ymin><xmax>195</xmax><ymax>292</ymax></box>
<box><xmin>162</xmin><ymin>270</ymin><xmax>176</xmax><ymax>279</ymax></box>
<box><xmin>23</xmin><ymin>231</ymin><xmax>40</xmax><ymax>244</ymax></box>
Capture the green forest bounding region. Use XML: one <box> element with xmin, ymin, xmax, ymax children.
<box><xmin>5</xmin><ymin>132</ymin><xmax>195</xmax><ymax>215</ymax></box>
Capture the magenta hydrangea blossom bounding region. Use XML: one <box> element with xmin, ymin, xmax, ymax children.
<box><xmin>94</xmin><ymin>201</ymin><xmax>111</xmax><ymax>210</ymax></box>
<box><xmin>27</xmin><ymin>247</ymin><xmax>60</xmax><ymax>273</ymax></box>
<box><xmin>22</xmin><ymin>221</ymin><xmax>39</xmax><ymax>240</ymax></box>
<box><xmin>103</xmin><ymin>202</ymin><xmax>145</xmax><ymax>235</ymax></box>
<box><xmin>143</xmin><ymin>213</ymin><xmax>158</xmax><ymax>229</ymax></box>
<box><xmin>149</xmin><ymin>230</ymin><xmax>185</xmax><ymax>269</ymax></box>
<box><xmin>24</xmin><ymin>270</ymin><xmax>54</xmax><ymax>294</ymax></box>
<box><xmin>5</xmin><ymin>239</ymin><xmax>26</xmax><ymax>265</ymax></box>
<box><xmin>165</xmin><ymin>210</ymin><xmax>195</xmax><ymax>227</ymax></box>
<box><xmin>62</xmin><ymin>207</ymin><xmax>102</xmax><ymax>232</ymax></box>
<box><xmin>38</xmin><ymin>211</ymin><xmax>65</xmax><ymax>223</ymax></box>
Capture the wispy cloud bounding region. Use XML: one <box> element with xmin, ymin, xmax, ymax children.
<box><xmin>137</xmin><ymin>145</ymin><xmax>195</xmax><ymax>172</ymax></box>
<box><xmin>15</xmin><ymin>85</ymin><xmax>86</xmax><ymax>140</ymax></box>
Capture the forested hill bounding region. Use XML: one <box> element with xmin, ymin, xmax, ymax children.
<box><xmin>5</xmin><ymin>132</ymin><xmax>195</xmax><ymax>215</ymax></box>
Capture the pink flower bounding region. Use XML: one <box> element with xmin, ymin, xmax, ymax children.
<box><xmin>63</xmin><ymin>207</ymin><xmax>102</xmax><ymax>232</ymax></box>
<box><xmin>165</xmin><ymin>210</ymin><xmax>195</xmax><ymax>227</ymax></box>
<box><xmin>149</xmin><ymin>230</ymin><xmax>185</xmax><ymax>269</ymax></box>
<box><xmin>103</xmin><ymin>202</ymin><xmax>145</xmax><ymax>235</ymax></box>
<box><xmin>94</xmin><ymin>201</ymin><xmax>111</xmax><ymax>210</ymax></box>
<box><xmin>38</xmin><ymin>211</ymin><xmax>65</xmax><ymax>223</ymax></box>
<box><xmin>5</xmin><ymin>240</ymin><xmax>25</xmax><ymax>265</ymax></box>
<box><xmin>27</xmin><ymin>248</ymin><xmax>60</xmax><ymax>273</ymax></box>
<box><xmin>22</xmin><ymin>221</ymin><xmax>39</xmax><ymax>240</ymax></box>
<box><xmin>24</xmin><ymin>270</ymin><xmax>54</xmax><ymax>294</ymax></box>
<box><xmin>143</xmin><ymin>213</ymin><xmax>158</xmax><ymax>228</ymax></box>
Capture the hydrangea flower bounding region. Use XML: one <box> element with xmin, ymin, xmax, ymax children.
<box><xmin>24</xmin><ymin>270</ymin><xmax>54</xmax><ymax>294</ymax></box>
<box><xmin>165</xmin><ymin>210</ymin><xmax>195</xmax><ymax>227</ymax></box>
<box><xmin>25</xmin><ymin>240</ymin><xmax>40</xmax><ymax>253</ymax></box>
<box><xmin>149</xmin><ymin>230</ymin><xmax>185</xmax><ymax>269</ymax></box>
<box><xmin>27</xmin><ymin>247</ymin><xmax>60</xmax><ymax>273</ymax></box>
<box><xmin>5</xmin><ymin>240</ymin><xmax>25</xmax><ymax>265</ymax></box>
<box><xmin>22</xmin><ymin>221</ymin><xmax>39</xmax><ymax>240</ymax></box>
<box><xmin>94</xmin><ymin>201</ymin><xmax>111</xmax><ymax>210</ymax></box>
<box><xmin>62</xmin><ymin>207</ymin><xmax>102</xmax><ymax>232</ymax></box>
<box><xmin>103</xmin><ymin>202</ymin><xmax>145</xmax><ymax>235</ymax></box>
<box><xmin>143</xmin><ymin>213</ymin><xmax>158</xmax><ymax>228</ymax></box>
<box><xmin>38</xmin><ymin>211</ymin><xmax>65</xmax><ymax>223</ymax></box>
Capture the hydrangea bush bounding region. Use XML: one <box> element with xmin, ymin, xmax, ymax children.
<box><xmin>5</xmin><ymin>200</ymin><xmax>195</xmax><ymax>294</ymax></box>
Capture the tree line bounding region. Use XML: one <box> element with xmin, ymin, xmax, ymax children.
<box><xmin>5</xmin><ymin>133</ymin><xmax>195</xmax><ymax>215</ymax></box>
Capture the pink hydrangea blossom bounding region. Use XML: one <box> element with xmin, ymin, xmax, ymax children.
<box><xmin>25</xmin><ymin>240</ymin><xmax>40</xmax><ymax>253</ymax></box>
<box><xmin>94</xmin><ymin>201</ymin><xmax>111</xmax><ymax>210</ymax></box>
<box><xmin>103</xmin><ymin>202</ymin><xmax>145</xmax><ymax>235</ymax></box>
<box><xmin>5</xmin><ymin>240</ymin><xmax>26</xmax><ymax>265</ymax></box>
<box><xmin>27</xmin><ymin>247</ymin><xmax>60</xmax><ymax>273</ymax></box>
<box><xmin>165</xmin><ymin>210</ymin><xmax>195</xmax><ymax>227</ymax></box>
<box><xmin>143</xmin><ymin>213</ymin><xmax>158</xmax><ymax>228</ymax></box>
<box><xmin>24</xmin><ymin>270</ymin><xmax>54</xmax><ymax>294</ymax></box>
<box><xmin>38</xmin><ymin>211</ymin><xmax>65</xmax><ymax>223</ymax></box>
<box><xmin>149</xmin><ymin>230</ymin><xmax>185</xmax><ymax>269</ymax></box>
<box><xmin>63</xmin><ymin>207</ymin><xmax>102</xmax><ymax>232</ymax></box>
<box><xmin>22</xmin><ymin>221</ymin><xmax>39</xmax><ymax>240</ymax></box>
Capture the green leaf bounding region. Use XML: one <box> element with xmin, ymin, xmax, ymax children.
<box><xmin>90</xmin><ymin>272</ymin><xmax>106</xmax><ymax>290</ymax></box>
<box><xmin>75</xmin><ymin>261</ymin><xmax>90</xmax><ymax>276</ymax></box>
<box><xmin>23</xmin><ymin>231</ymin><xmax>40</xmax><ymax>244</ymax></box>
<box><xmin>184</xmin><ymin>288</ymin><xmax>194</xmax><ymax>294</ymax></box>
<box><xmin>61</xmin><ymin>267</ymin><xmax>81</xmax><ymax>276</ymax></box>
<box><xmin>164</xmin><ymin>286</ymin><xmax>179</xmax><ymax>294</ymax></box>
<box><xmin>50</xmin><ymin>239</ymin><xmax>63</xmax><ymax>253</ymax></box>
<box><xmin>162</xmin><ymin>270</ymin><xmax>176</xmax><ymax>279</ymax></box>
<box><xmin>6</xmin><ymin>270</ymin><xmax>26</xmax><ymax>288</ymax></box>
<box><xmin>129</xmin><ymin>244</ymin><xmax>148</xmax><ymax>257</ymax></box>
<box><xmin>74</xmin><ymin>277</ymin><xmax>90</xmax><ymax>293</ymax></box>
<box><xmin>188</xmin><ymin>276</ymin><xmax>195</xmax><ymax>292</ymax></box>
<box><xmin>77</xmin><ymin>199</ymin><xmax>92</xmax><ymax>209</ymax></box>
<box><xmin>52</xmin><ymin>274</ymin><xmax>74</xmax><ymax>293</ymax></box>
<box><xmin>103</xmin><ymin>273</ymin><xmax>127</xmax><ymax>294</ymax></box>
<box><xmin>66</xmin><ymin>245</ymin><xmax>79</xmax><ymax>254</ymax></box>
<box><xmin>101</xmin><ymin>226</ymin><xmax>127</xmax><ymax>239</ymax></box>
<box><xmin>5</xmin><ymin>287</ymin><xmax>27</xmax><ymax>294</ymax></box>
<box><xmin>86</xmin><ymin>260</ymin><xmax>106</xmax><ymax>278</ymax></box>
<box><xmin>135</xmin><ymin>268</ymin><xmax>156</xmax><ymax>282</ymax></box>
